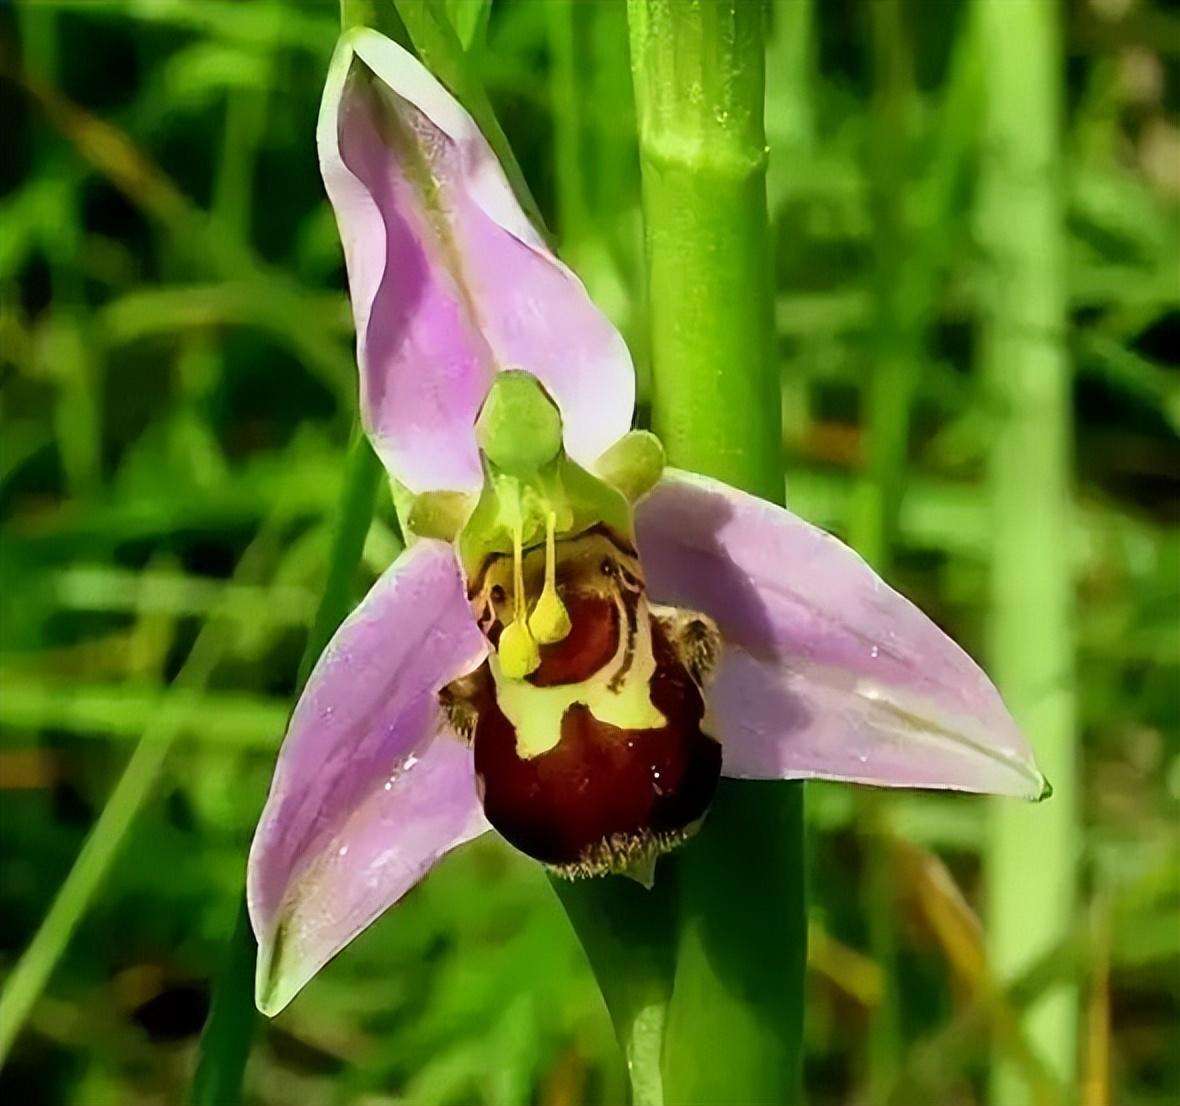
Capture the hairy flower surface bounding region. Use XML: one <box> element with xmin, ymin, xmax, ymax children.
<box><xmin>247</xmin><ymin>28</ymin><xmax>1047</xmax><ymax>1017</ymax></box>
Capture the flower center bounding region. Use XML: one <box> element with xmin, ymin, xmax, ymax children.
<box><xmin>423</xmin><ymin>369</ymin><xmax>722</xmax><ymax>879</ymax></box>
<box><xmin>470</xmin><ymin>529</ymin><xmax>669</xmax><ymax>754</ymax></box>
<box><xmin>449</xmin><ymin>528</ymin><xmax>724</xmax><ymax>879</ymax></box>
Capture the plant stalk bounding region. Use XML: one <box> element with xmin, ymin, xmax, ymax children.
<box><xmin>629</xmin><ymin>3</ymin><xmax>806</xmax><ymax>1102</ymax></box>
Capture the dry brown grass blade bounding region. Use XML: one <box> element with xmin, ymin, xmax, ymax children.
<box><xmin>808</xmin><ymin>920</ymin><xmax>886</xmax><ymax>1009</ymax></box>
<box><xmin>896</xmin><ymin>836</ymin><xmax>987</xmax><ymax>986</ymax></box>
<box><xmin>0</xmin><ymin>749</ymin><xmax>61</xmax><ymax>790</ymax></box>
<box><xmin>1081</xmin><ymin>896</ymin><xmax>1112</xmax><ymax>1106</ymax></box>
<box><xmin>10</xmin><ymin>66</ymin><xmax>191</xmax><ymax>225</ymax></box>
<box><xmin>891</xmin><ymin>837</ymin><xmax>1067</xmax><ymax>1106</ymax></box>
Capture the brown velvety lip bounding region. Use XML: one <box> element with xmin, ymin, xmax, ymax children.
<box><xmin>527</xmin><ymin>592</ymin><xmax>620</xmax><ymax>688</ymax></box>
<box><xmin>471</xmin><ymin>618</ymin><xmax>722</xmax><ymax>871</ymax></box>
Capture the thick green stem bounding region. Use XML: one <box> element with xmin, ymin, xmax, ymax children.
<box><xmin>187</xmin><ymin>900</ymin><xmax>258</xmax><ymax>1106</ymax></box>
<box><xmin>664</xmin><ymin>783</ymin><xmax>806</xmax><ymax>1105</ymax></box>
<box><xmin>189</xmin><ymin>433</ymin><xmax>384</xmax><ymax>1105</ymax></box>
<box><xmin>629</xmin><ymin>0</ymin><xmax>780</xmax><ymax>501</ymax></box>
<box><xmin>976</xmin><ymin>1</ymin><xmax>1078</xmax><ymax>1102</ymax></box>
<box><xmin>629</xmin><ymin>3</ymin><xmax>806</xmax><ymax>1103</ymax></box>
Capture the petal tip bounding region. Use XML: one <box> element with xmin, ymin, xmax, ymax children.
<box><xmin>1036</xmin><ymin>775</ymin><xmax>1054</xmax><ymax>803</ymax></box>
<box><xmin>253</xmin><ymin>924</ymin><xmax>302</xmax><ymax>1018</ymax></box>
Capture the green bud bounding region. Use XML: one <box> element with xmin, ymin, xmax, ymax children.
<box><xmin>475</xmin><ymin>371</ymin><xmax>564</xmax><ymax>476</ymax></box>
<box><xmin>593</xmin><ymin>430</ymin><xmax>665</xmax><ymax>502</ymax></box>
<box><xmin>406</xmin><ymin>490</ymin><xmax>476</xmax><ymax>541</ymax></box>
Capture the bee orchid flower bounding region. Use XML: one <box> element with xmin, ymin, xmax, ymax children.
<box><xmin>248</xmin><ymin>28</ymin><xmax>1047</xmax><ymax>1017</ymax></box>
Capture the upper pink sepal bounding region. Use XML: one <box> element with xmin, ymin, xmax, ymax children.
<box><xmin>319</xmin><ymin>29</ymin><xmax>635</xmax><ymax>494</ymax></box>
<box><xmin>247</xmin><ymin>539</ymin><xmax>489</xmax><ymax>1015</ymax></box>
<box><xmin>635</xmin><ymin>470</ymin><xmax>1046</xmax><ymax>800</ymax></box>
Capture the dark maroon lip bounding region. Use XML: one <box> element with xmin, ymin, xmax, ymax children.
<box><xmin>447</xmin><ymin>524</ymin><xmax>723</xmax><ymax>874</ymax></box>
<box><xmin>526</xmin><ymin>593</ymin><xmax>620</xmax><ymax>687</ymax></box>
<box><xmin>470</xmin><ymin>617</ymin><xmax>722</xmax><ymax>872</ymax></box>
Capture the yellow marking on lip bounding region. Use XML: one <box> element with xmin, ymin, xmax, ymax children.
<box><xmin>492</xmin><ymin>587</ymin><xmax>664</xmax><ymax>760</ymax></box>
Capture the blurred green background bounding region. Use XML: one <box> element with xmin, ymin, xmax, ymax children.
<box><xmin>0</xmin><ymin>1</ymin><xmax>1177</xmax><ymax>1104</ymax></box>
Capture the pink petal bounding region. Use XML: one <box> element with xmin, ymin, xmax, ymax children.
<box><xmin>635</xmin><ymin>470</ymin><xmax>1046</xmax><ymax>800</ymax></box>
<box><xmin>247</xmin><ymin>539</ymin><xmax>489</xmax><ymax>1015</ymax></box>
<box><xmin>319</xmin><ymin>30</ymin><xmax>635</xmax><ymax>493</ymax></box>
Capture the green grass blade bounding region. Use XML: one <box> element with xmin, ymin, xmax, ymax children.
<box><xmin>0</xmin><ymin>527</ymin><xmax>284</xmax><ymax>1065</ymax></box>
<box><xmin>976</xmin><ymin>1</ymin><xmax>1079</xmax><ymax>1101</ymax></box>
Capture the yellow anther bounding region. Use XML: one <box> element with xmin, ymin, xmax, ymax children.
<box><xmin>529</xmin><ymin>588</ymin><xmax>571</xmax><ymax>645</ymax></box>
<box><xmin>528</xmin><ymin>511</ymin><xmax>571</xmax><ymax>644</ymax></box>
<box><xmin>498</xmin><ymin>520</ymin><xmax>540</xmax><ymax>678</ymax></box>
<box><xmin>499</xmin><ymin>618</ymin><xmax>540</xmax><ymax>679</ymax></box>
